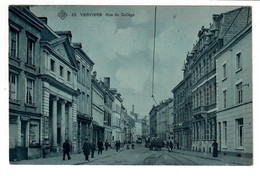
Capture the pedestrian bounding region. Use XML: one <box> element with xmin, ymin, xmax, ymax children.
<box><xmin>169</xmin><ymin>141</ymin><xmax>173</xmax><ymax>151</ymax></box>
<box><xmin>115</xmin><ymin>140</ymin><xmax>120</xmax><ymax>152</ymax></box>
<box><xmin>98</xmin><ymin>138</ymin><xmax>104</xmax><ymax>155</ymax></box>
<box><xmin>62</xmin><ymin>139</ymin><xmax>71</xmax><ymax>160</ymax></box>
<box><xmin>105</xmin><ymin>140</ymin><xmax>109</xmax><ymax>151</ymax></box>
<box><xmin>82</xmin><ymin>138</ymin><xmax>91</xmax><ymax>161</ymax></box>
<box><xmin>212</xmin><ymin>139</ymin><xmax>218</xmax><ymax>157</ymax></box>
<box><xmin>91</xmin><ymin>140</ymin><xmax>96</xmax><ymax>158</ymax></box>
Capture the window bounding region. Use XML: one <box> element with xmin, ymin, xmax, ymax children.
<box><xmin>59</xmin><ymin>65</ymin><xmax>64</xmax><ymax>77</ymax></box>
<box><xmin>236</xmin><ymin>83</ymin><xmax>243</xmax><ymax>104</ymax></box>
<box><xmin>9</xmin><ymin>29</ymin><xmax>18</xmax><ymax>58</ymax></box>
<box><xmin>26</xmin><ymin>79</ymin><xmax>34</xmax><ymax>104</ymax></box>
<box><xmin>236</xmin><ymin>118</ymin><xmax>243</xmax><ymax>147</ymax></box>
<box><xmin>67</xmin><ymin>71</ymin><xmax>71</xmax><ymax>82</ymax></box>
<box><xmin>50</xmin><ymin>59</ymin><xmax>55</xmax><ymax>72</ymax></box>
<box><xmin>223</xmin><ymin>90</ymin><xmax>227</xmax><ymax>108</ymax></box>
<box><xmin>223</xmin><ymin>63</ymin><xmax>226</xmax><ymax>78</ymax></box>
<box><xmin>82</xmin><ymin>65</ymin><xmax>85</xmax><ymax>84</ymax></box>
<box><xmin>9</xmin><ymin>72</ymin><xmax>18</xmax><ymax>101</ymax></box>
<box><xmin>27</xmin><ymin>38</ymin><xmax>35</xmax><ymax>66</ymax></box>
<box><xmin>223</xmin><ymin>121</ymin><xmax>227</xmax><ymax>146</ymax></box>
<box><xmin>236</xmin><ymin>52</ymin><xmax>241</xmax><ymax>70</ymax></box>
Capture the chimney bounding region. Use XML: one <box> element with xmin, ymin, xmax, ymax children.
<box><xmin>92</xmin><ymin>71</ymin><xmax>97</xmax><ymax>81</ymax></box>
<box><xmin>39</xmin><ymin>17</ymin><xmax>48</xmax><ymax>25</ymax></box>
<box><xmin>132</xmin><ymin>105</ymin><xmax>134</xmax><ymax>113</ymax></box>
<box><xmin>104</xmin><ymin>77</ymin><xmax>110</xmax><ymax>89</ymax></box>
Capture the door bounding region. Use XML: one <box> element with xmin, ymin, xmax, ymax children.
<box><xmin>218</xmin><ymin>122</ymin><xmax>221</xmax><ymax>151</ymax></box>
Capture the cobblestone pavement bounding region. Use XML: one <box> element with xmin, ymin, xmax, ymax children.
<box><xmin>10</xmin><ymin>144</ymin><xmax>252</xmax><ymax>165</ymax></box>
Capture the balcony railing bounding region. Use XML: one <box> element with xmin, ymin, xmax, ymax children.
<box><xmin>192</xmin><ymin>106</ymin><xmax>207</xmax><ymax>116</ymax></box>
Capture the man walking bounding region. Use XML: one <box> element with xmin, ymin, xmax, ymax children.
<box><xmin>82</xmin><ymin>138</ymin><xmax>91</xmax><ymax>161</ymax></box>
<box><xmin>98</xmin><ymin>138</ymin><xmax>104</xmax><ymax>155</ymax></box>
<box><xmin>62</xmin><ymin>140</ymin><xmax>71</xmax><ymax>160</ymax></box>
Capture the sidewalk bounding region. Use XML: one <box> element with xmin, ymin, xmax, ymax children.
<box><xmin>10</xmin><ymin>147</ymin><xmax>125</xmax><ymax>165</ymax></box>
<box><xmin>169</xmin><ymin>148</ymin><xmax>253</xmax><ymax>165</ymax></box>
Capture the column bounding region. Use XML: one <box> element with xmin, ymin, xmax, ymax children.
<box><xmin>60</xmin><ymin>100</ymin><xmax>66</xmax><ymax>144</ymax></box>
<box><xmin>52</xmin><ymin>96</ymin><xmax>58</xmax><ymax>148</ymax></box>
<box><xmin>68</xmin><ymin>102</ymin><xmax>72</xmax><ymax>141</ymax></box>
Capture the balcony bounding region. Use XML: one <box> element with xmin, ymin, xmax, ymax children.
<box><xmin>192</xmin><ymin>106</ymin><xmax>207</xmax><ymax>119</ymax></box>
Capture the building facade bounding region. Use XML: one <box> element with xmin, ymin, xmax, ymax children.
<box><xmin>102</xmin><ymin>77</ymin><xmax>114</xmax><ymax>145</ymax></box>
<box><xmin>9</xmin><ymin>6</ymin><xmax>45</xmax><ymax>160</ymax></box>
<box><xmin>190</xmin><ymin>7</ymin><xmax>251</xmax><ymax>153</ymax></box>
<box><xmin>172</xmin><ymin>78</ymin><xmax>192</xmax><ymax>150</ymax></box>
<box><xmin>73</xmin><ymin>42</ymin><xmax>94</xmax><ymax>151</ymax></box>
<box><xmin>110</xmin><ymin>88</ymin><xmax>123</xmax><ymax>145</ymax></box>
<box><xmin>91</xmin><ymin>72</ymin><xmax>105</xmax><ymax>144</ymax></box>
<box><xmin>216</xmin><ymin>23</ymin><xmax>252</xmax><ymax>157</ymax></box>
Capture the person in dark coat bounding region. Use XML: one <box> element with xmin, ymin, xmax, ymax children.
<box><xmin>82</xmin><ymin>138</ymin><xmax>91</xmax><ymax>161</ymax></box>
<box><xmin>115</xmin><ymin>140</ymin><xmax>120</xmax><ymax>152</ymax></box>
<box><xmin>212</xmin><ymin>140</ymin><xmax>218</xmax><ymax>157</ymax></box>
<box><xmin>91</xmin><ymin>140</ymin><xmax>96</xmax><ymax>158</ymax></box>
<box><xmin>169</xmin><ymin>141</ymin><xmax>173</xmax><ymax>151</ymax></box>
<box><xmin>98</xmin><ymin>138</ymin><xmax>104</xmax><ymax>155</ymax></box>
<box><xmin>105</xmin><ymin>140</ymin><xmax>109</xmax><ymax>151</ymax></box>
<box><xmin>63</xmin><ymin>140</ymin><xmax>71</xmax><ymax>160</ymax></box>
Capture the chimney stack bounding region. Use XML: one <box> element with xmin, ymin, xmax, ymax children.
<box><xmin>104</xmin><ymin>77</ymin><xmax>110</xmax><ymax>89</ymax></box>
<box><xmin>92</xmin><ymin>71</ymin><xmax>97</xmax><ymax>81</ymax></box>
<box><xmin>132</xmin><ymin>105</ymin><xmax>134</xmax><ymax>113</ymax></box>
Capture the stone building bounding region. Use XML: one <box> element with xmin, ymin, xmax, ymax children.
<box><xmin>149</xmin><ymin>105</ymin><xmax>158</xmax><ymax>138</ymax></box>
<box><xmin>157</xmin><ymin>99</ymin><xmax>173</xmax><ymax>141</ymax></box>
<box><xmin>91</xmin><ymin>72</ymin><xmax>105</xmax><ymax>144</ymax></box>
<box><xmin>9</xmin><ymin>6</ymin><xmax>45</xmax><ymax>160</ymax></box>
<box><xmin>73</xmin><ymin>42</ymin><xmax>94</xmax><ymax>151</ymax></box>
<box><xmin>215</xmin><ymin>22</ymin><xmax>252</xmax><ymax>157</ymax></box>
<box><xmin>172</xmin><ymin>77</ymin><xmax>192</xmax><ymax>150</ymax></box>
<box><xmin>101</xmin><ymin>77</ymin><xmax>114</xmax><ymax>145</ymax></box>
<box><xmin>40</xmin><ymin>29</ymin><xmax>80</xmax><ymax>153</ymax></box>
<box><xmin>110</xmin><ymin>88</ymin><xmax>123</xmax><ymax>146</ymax></box>
<box><xmin>189</xmin><ymin>7</ymin><xmax>251</xmax><ymax>153</ymax></box>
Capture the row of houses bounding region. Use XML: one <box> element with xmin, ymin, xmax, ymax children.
<box><xmin>9</xmin><ymin>6</ymin><xmax>137</xmax><ymax>161</ymax></box>
<box><xmin>150</xmin><ymin>7</ymin><xmax>252</xmax><ymax>158</ymax></box>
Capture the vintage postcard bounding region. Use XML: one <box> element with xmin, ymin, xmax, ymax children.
<box><xmin>7</xmin><ymin>3</ymin><xmax>254</xmax><ymax>169</ymax></box>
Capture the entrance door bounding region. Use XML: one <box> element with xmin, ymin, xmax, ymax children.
<box><xmin>20</xmin><ymin>121</ymin><xmax>28</xmax><ymax>160</ymax></box>
<box><xmin>218</xmin><ymin>122</ymin><xmax>221</xmax><ymax>151</ymax></box>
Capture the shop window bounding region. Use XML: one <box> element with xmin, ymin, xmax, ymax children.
<box><xmin>29</xmin><ymin>120</ymin><xmax>40</xmax><ymax>147</ymax></box>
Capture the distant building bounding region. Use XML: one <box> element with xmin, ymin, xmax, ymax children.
<box><xmin>110</xmin><ymin>88</ymin><xmax>123</xmax><ymax>144</ymax></box>
<box><xmin>101</xmin><ymin>77</ymin><xmax>114</xmax><ymax>145</ymax></box>
<box><xmin>91</xmin><ymin>71</ymin><xmax>105</xmax><ymax>144</ymax></box>
<box><xmin>216</xmin><ymin>22</ymin><xmax>252</xmax><ymax>157</ymax></box>
<box><xmin>149</xmin><ymin>105</ymin><xmax>158</xmax><ymax>138</ymax></box>
<box><xmin>156</xmin><ymin>99</ymin><xmax>173</xmax><ymax>141</ymax></box>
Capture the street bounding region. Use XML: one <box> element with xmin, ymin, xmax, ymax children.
<box><xmin>11</xmin><ymin>143</ymin><xmax>252</xmax><ymax>165</ymax></box>
<box><xmin>79</xmin><ymin>144</ymin><xmax>252</xmax><ymax>165</ymax></box>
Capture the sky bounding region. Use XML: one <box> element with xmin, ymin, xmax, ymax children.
<box><xmin>31</xmin><ymin>5</ymin><xmax>239</xmax><ymax>118</ymax></box>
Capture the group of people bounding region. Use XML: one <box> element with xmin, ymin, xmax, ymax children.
<box><xmin>62</xmin><ymin>138</ymin><xmax>111</xmax><ymax>161</ymax></box>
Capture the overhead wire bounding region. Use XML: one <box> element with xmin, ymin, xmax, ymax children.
<box><xmin>152</xmin><ymin>6</ymin><xmax>158</xmax><ymax>105</ymax></box>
